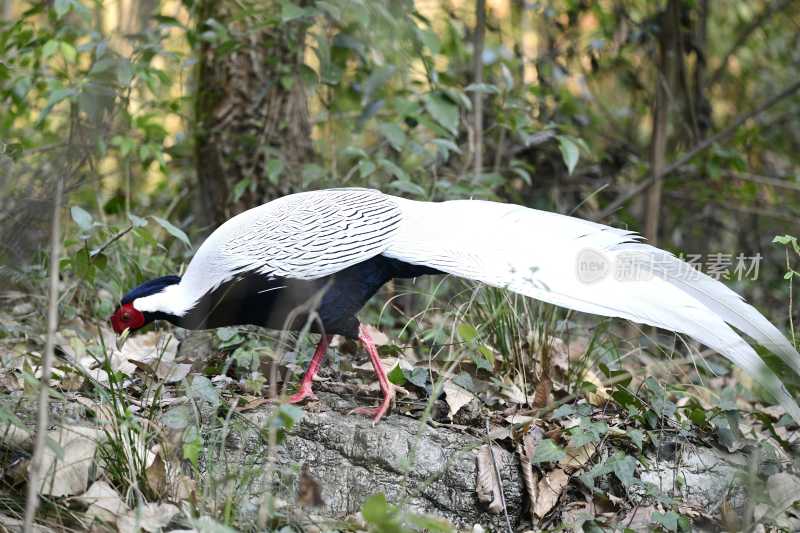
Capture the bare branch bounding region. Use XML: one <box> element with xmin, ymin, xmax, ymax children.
<box><xmin>22</xmin><ymin>175</ymin><xmax>64</xmax><ymax>532</ymax></box>
<box><xmin>594</xmin><ymin>79</ymin><xmax>800</xmax><ymax>222</ymax></box>
<box><xmin>472</xmin><ymin>0</ymin><xmax>486</xmax><ymax>177</ymax></box>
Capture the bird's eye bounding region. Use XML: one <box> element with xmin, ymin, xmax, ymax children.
<box><xmin>122</xmin><ymin>311</ymin><xmax>131</xmax><ymax>321</ymax></box>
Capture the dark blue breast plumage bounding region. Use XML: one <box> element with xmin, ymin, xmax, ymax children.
<box><xmin>175</xmin><ymin>255</ymin><xmax>439</xmax><ymax>337</ymax></box>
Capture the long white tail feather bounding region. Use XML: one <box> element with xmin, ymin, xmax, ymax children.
<box><xmin>386</xmin><ymin>197</ymin><xmax>800</xmax><ymax>421</ymax></box>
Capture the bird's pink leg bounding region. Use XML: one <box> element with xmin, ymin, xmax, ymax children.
<box><xmin>349</xmin><ymin>324</ymin><xmax>394</xmax><ymax>424</ymax></box>
<box><xmin>288</xmin><ymin>335</ymin><xmax>333</xmax><ymax>403</ymax></box>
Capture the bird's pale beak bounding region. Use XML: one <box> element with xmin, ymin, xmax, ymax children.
<box><xmin>116</xmin><ymin>328</ymin><xmax>130</xmax><ymax>351</ymax></box>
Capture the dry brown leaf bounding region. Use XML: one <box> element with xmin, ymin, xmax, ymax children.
<box><xmin>153</xmin><ymin>360</ymin><xmax>192</xmax><ymax>383</ymax></box>
<box><xmin>237</xmin><ymin>397</ymin><xmax>269</xmax><ymax>412</ymax></box>
<box><xmin>0</xmin><ymin>512</ymin><xmax>52</xmax><ymax>533</ymax></box>
<box><xmin>583</xmin><ymin>369</ymin><xmax>610</xmax><ymax>406</ymax></box>
<box><xmin>75</xmin><ymin>480</ymin><xmax>129</xmax><ymax>524</ymax></box>
<box><xmin>501</xmin><ymin>382</ymin><xmax>527</xmax><ymax>405</ymax></box>
<box><xmin>442</xmin><ymin>381</ymin><xmax>475</xmax><ymax>419</ymax></box>
<box><xmin>533</xmin><ymin>468</ymin><xmax>569</xmax><ymax>518</ymax></box>
<box><xmin>559</xmin><ymin>443</ymin><xmax>597</xmax><ymax>472</ymax></box>
<box><xmin>362</xmin><ymin>325</ymin><xmax>390</xmax><ymax>346</ymax></box>
<box><xmin>353</xmin><ymin>357</ymin><xmax>411</xmax><ymax>375</ymax></box>
<box><xmin>518</xmin><ymin>426</ymin><xmax>544</xmax><ymax>522</ymax></box>
<box><xmin>532</xmin><ymin>376</ymin><xmax>552</xmax><ymax>408</ymax></box>
<box><xmin>476</xmin><ymin>445</ymin><xmax>505</xmax><ymax>514</ymax></box>
<box><xmin>36</xmin><ymin>426</ymin><xmax>101</xmax><ymax>497</ymax></box>
<box><xmin>145</xmin><ymin>452</ymin><xmax>167</xmax><ymax>497</ymax></box>
<box><xmin>0</xmin><ymin>422</ymin><xmax>32</xmax><ymax>450</ymax></box>
<box><xmin>117</xmin><ymin>502</ymin><xmax>180</xmax><ymax>533</ymax></box>
<box><xmin>297</xmin><ymin>463</ymin><xmax>324</xmax><ymax>507</ymax></box>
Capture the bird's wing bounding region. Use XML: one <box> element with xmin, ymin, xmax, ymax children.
<box><xmin>384</xmin><ymin>196</ymin><xmax>800</xmax><ymax>422</ymax></box>
<box><xmin>185</xmin><ymin>188</ymin><xmax>401</xmax><ymax>291</ymax></box>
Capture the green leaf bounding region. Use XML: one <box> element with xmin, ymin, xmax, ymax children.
<box><xmin>531</xmin><ymin>439</ymin><xmax>566</xmax><ymax>464</ymax></box>
<box><xmin>478</xmin><ymin>345</ymin><xmax>495</xmax><ymax>367</ymax></box>
<box><xmin>628</xmin><ymin>429</ymin><xmax>644</xmax><ymax>449</ymax></box>
<box><xmin>71</xmin><ymin>248</ymin><xmax>92</xmax><ymax>280</ymax></box>
<box><xmin>464</xmin><ymin>83</ymin><xmax>500</xmax><ymax>94</ymax></box>
<box><xmin>389</xmin><ymin>179</ymin><xmax>425</xmax><ymax>196</ymax></box>
<box><xmin>152</xmin><ymin>216</ymin><xmax>191</xmax><ymax>247</ymax></box>
<box><xmin>182</xmin><ymin>427</ymin><xmax>203</xmax><ymax>468</ymax></box>
<box><xmin>387</xmin><ymin>364</ymin><xmax>406</xmax><ymax>386</ymax></box>
<box><xmin>70</xmin><ymin>206</ymin><xmax>93</xmax><ymax>231</ymax></box>
<box><xmin>406</xmin><ymin>512</ymin><xmax>453</xmax><ymax>533</ymax></box>
<box><xmin>651</xmin><ymin>511</ymin><xmax>679</xmax><ymax>531</ymax></box>
<box><xmin>53</xmin><ymin>0</ymin><xmax>72</xmax><ymax>18</ymax></box>
<box><xmin>266</xmin><ymin>158</ymin><xmax>284</xmax><ymax>184</ymax></box>
<box><xmin>42</xmin><ymin>40</ymin><xmax>59</xmax><ymax>59</ymax></box>
<box><xmin>128</xmin><ymin>213</ymin><xmax>147</xmax><ymax>227</ymax></box>
<box><xmin>362</xmin><ymin>493</ymin><xmax>394</xmax><ymax>524</ymax></box>
<box><xmin>557</xmin><ymin>135</ymin><xmax>580</xmax><ymax>175</ymax></box>
<box><xmin>60</xmin><ymin>42</ymin><xmax>77</xmax><ymax>63</ymax></box>
<box><xmin>424</xmin><ymin>93</ymin><xmax>459</xmax><ymax>135</ymax></box>
<box><xmin>611</xmin><ymin>454</ymin><xmax>637</xmax><ymax>487</ymax></box>
<box><xmin>417</xmin><ymin>29</ymin><xmax>441</xmax><ymax>55</ymax></box>
<box><xmin>281</xmin><ymin>0</ymin><xmax>307</xmax><ymax>22</ymax></box>
<box><xmin>378</xmin><ymin>159</ymin><xmax>410</xmax><ymax>182</ymax></box>
<box><xmin>457</xmin><ymin>323</ymin><xmax>478</xmax><ymax>343</ymax></box>
<box><xmin>430</xmin><ymin>138</ymin><xmax>462</xmax><ymax>155</ymax></box>
<box><xmin>188</xmin><ymin>375</ymin><xmax>219</xmax><ymax>407</ymax></box>
<box><xmin>162</xmin><ymin>405</ymin><xmax>192</xmax><ymax>429</ymax></box>
<box><xmin>357</xmin><ymin>159</ymin><xmax>376</xmax><ymax>178</ymax></box>
<box><xmin>378</xmin><ymin>123</ymin><xmax>406</xmax><ymax>151</ymax></box>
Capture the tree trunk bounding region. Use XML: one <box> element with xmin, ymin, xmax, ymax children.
<box><xmin>644</xmin><ymin>0</ymin><xmax>680</xmax><ymax>244</ymax></box>
<box><xmin>194</xmin><ymin>0</ymin><xmax>313</xmax><ymax>229</ymax></box>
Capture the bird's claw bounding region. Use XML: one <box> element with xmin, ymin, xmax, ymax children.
<box><xmin>349</xmin><ymin>398</ymin><xmax>393</xmax><ymax>425</ymax></box>
<box><xmin>288</xmin><ymin>385</ymin><xmax>318</xmax><ymax>404</ymax></box>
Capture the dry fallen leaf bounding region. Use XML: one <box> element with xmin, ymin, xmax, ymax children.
<box><xmin>145</xmin><ymin>452</ymin><xmax>167</xmax><ymax>498</ymax></box>
<box><xmin>583</xmin><ymin>369</ymin><xmax>610</xmax><ymax>406</ymax></box>
<box><xmin>443</xmin><ymin>381</ymin><xmax>476</xmax><ymax>419</ymax></box>
<box><xmin>533</xmin><ymin>468</ymin><xmax>569</xmax><ymax>518</ymax></box>
<box><xmin>558</xmin><ymin>442</ymin><xmax>598</xmax><ymax>472</ymax></box>
<box><xmin>476</xmin><ymin>445</ymin><xmax>505</xmax><ymax>514</ymax></box>
<box><xmin>532</xmin><ymin>376</ymin><xmax>552</xmax><ymax>408</ymax></box>
<box><xmin>117</xmin><ymin>502</ymin><xmax>180</xmax><ymax>533</ymax></box>
<box><xmin>76</xmin><ymin>480</ymin><xmax>129</xmax><ymax>524</ymax></box>
<box><xmin>36</xmin><ymin>426</ymin><xmax>101</xmax><ymax>497</ymax></box>
<box><xmin>297</xmin><ymin>463</ymin><xmax>324</xmax><ymax>507</ymax></box>
<box><xmin>518</xmin><ymin>426</ymin><xmax>544</xmax><ymax>522</ymax></box>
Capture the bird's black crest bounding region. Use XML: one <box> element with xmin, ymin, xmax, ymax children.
<box><xmin>121</xmin><ymin>275</ymin><xmax>181</xmax><ymax>304</ymax></box>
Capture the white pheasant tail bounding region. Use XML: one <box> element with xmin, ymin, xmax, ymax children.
<box><xmin>384</xmin><ymin>196</ymin><xmax>800</xmax><ymax>422</ymax></box>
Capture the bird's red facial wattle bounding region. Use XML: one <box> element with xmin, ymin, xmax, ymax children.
<box><xmin>110</xmin><ymin>303</ymin><xmax>146</xmax><ymax>334</ymax></box>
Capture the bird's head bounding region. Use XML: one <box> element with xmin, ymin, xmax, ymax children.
<box><xmin>110</xmin><ymin>275</ymin><xmax>182</xmax><ymax>334</ymax></box>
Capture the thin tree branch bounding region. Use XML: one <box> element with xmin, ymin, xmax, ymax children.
<box><xmin>22</xmin><ymin>176</ymin><xmax>64</xmax><ymax>532</ymax></box>
<box><xmin>594</xmin><ymin>79</ymin><xmax>800</xmax><ymax>222</ymax></box>
<box><xmin>472</xmin><ymin>0</ymin><xmax>486</xmax><ymax>178</ymax></box>
<box><xmin>706</xmin><ymin>0</ymin><xmax>795</xmax><ymax>88</ymax></box>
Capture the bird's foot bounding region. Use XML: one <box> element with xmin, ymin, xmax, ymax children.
<box><xmin>349</xmin><ymin>394</ymin><xmax>393</xmax><ymax>425</ymax></box>
<box><xmin>288</xmin><ymin>384</ymin><xmax>318</xmax><ymax>404</ymax></box>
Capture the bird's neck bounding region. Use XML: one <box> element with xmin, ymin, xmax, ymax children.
<box><xmin>134</xmin><ymin>283</ymin><xmax>198</xmax><ymax>323</ymax></box>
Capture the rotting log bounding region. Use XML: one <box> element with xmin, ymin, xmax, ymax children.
<box><xmin>226</xmin><ymin>392</ymin><xmax>526</xmax><ymax>530</ymax></box>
